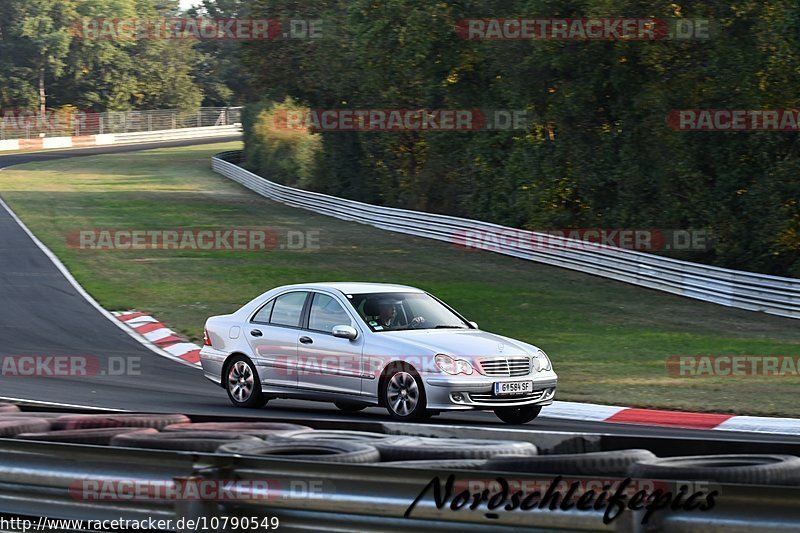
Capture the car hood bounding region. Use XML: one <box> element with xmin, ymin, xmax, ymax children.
<box><xmin>375</xmin><ymin>329</ymin><xmax>536</xmax><ymax>359</ymax></box>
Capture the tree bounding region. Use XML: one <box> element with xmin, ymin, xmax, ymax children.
<box><xmin>0</xmin><ymin>0</ymin><xmax>78</xmax><ymax>113</ymax></box>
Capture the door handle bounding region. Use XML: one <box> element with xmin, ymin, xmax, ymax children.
<box><xmin>250</xmin><ymin>329</ymin><xmax>263</xmax><ymax>337</ymax></box>
<box><xmin>299</xmin><ymin>336</ymin><xmax>313</xmax><ymax>344</ymax></box>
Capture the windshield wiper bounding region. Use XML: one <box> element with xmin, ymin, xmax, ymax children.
<box><xmin>434</xmin><ymin>325</ymin><xmax>468</xmax><ymax>329</ymax></box>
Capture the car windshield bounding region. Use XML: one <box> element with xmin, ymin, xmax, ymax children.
<box><xmin>347</xmin><ymin>292</ymin><xmax>470</xmax><ymax>332</ymax></box>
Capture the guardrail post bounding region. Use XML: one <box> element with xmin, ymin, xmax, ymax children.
<box><xmin>613</xmin><ymin>508</ymin><xmax>649</xmax><ymax>533</ymax></box>
<box><xmin>173</xmin><ymin>475</ymin><xmax>220</xmax><ymax>532</ymax></box>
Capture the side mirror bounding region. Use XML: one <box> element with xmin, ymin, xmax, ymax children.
<box><xmin>468</xmin><ymin>321</ymin><xmax>479</xmax><ymax>329</ymax></box>
<box><xmin>332</xmin><ymin>325</ymin><xmax>358</xmax><ymax>340</ymax></box>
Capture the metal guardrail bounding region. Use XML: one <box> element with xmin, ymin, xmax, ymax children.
<box><xmin>104</xmin><ymin>125</ymin><xmax>242</xmax><ymax>145</ymax></box>
<box><xmin>0</xmin><ymin>418</ymin><xmax>799</xmax><ymax>532</ymax></box>
<box><xmin>211</xmin><ymin>150</ymin><xmax>800</xmax><ymax>319</ymax></box>
<box><xmin>0</xmin><ymin>107</ymin><xmax>242</xmax><ymax>140</ymax></box>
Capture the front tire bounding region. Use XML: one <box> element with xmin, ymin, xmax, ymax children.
<box><xmin>225</xmin><ymin>355</ymin><xmax>267</xmax><ymax>408</ymax></box>
<box><xmin>382</xmin><ymin>367</ymin><xmax>429</xmax><ymax>421</ymax></box>
<box><xmin>494</xmin><ymin>404</ymin><xmax>542</xmax><ymax>424</ymax></box>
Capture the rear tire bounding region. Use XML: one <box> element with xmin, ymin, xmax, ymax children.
<box><xmin>225</xmin><ymin>355</ymin><xmax>267</xmax><ymax>408</ymax></box>
<box><xmin>334</xmin><ymin>402</ymin><xmax>367</xmax><ymax>412</ymax></box>
<box><xmin>494</xmin><ymin>405</ymin><xmax>542</xmax><ymax>424</ymax></box>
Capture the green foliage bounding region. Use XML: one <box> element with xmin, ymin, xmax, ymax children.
<box><xmin>187</xmin><ymin>0</ymin><xmax>259</xmax><ymax>106</ymax></box>
<box><xmin>1</xmin><ymin>0</ymin><xmax>207</xmax><ymax>111</ymax></box>
<box><xmin>242</xmin><ymin>98</ymin><xmax>323</xmax><ymax>189</ymax></box>
<box><xmin>239</xmin><ymin>0</ymin><xmax>800</xmax><ymax>276</ymax></box>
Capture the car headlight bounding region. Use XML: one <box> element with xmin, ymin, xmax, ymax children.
<box><xmin>435</xmin><ymin>354</ymin><xmax>473</xmax><ymax>375</ymax></box>
<box><xmin>535</xmin><ymin>349</ymin><xmax>551</xmax><ymax>371</ymax></box>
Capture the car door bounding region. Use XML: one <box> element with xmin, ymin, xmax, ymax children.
<box><xmin>247</xmin><ymin>290</ymin><xmax>309</xmax><ymax>389</ymax></box>
<box><xmin>296</xmin><ymin>291</ymin><xmax>365</xmax><ymax>395</ymax></box>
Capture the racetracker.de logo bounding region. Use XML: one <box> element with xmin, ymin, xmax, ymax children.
<box><xmin>1</xmin><ymin>109</ymin><xmax>97</xmax><ymax>132</ymax></box>
<box><xmin>667</xmin><ymin>356</ymin><xmax>800</xmax><ymax>377</ymax></box>
<box><xmin>67</xmin><ymin>229</ymin><xmax>282</xmax><ymax>251</ymax></box>
<box><xmin>0</xmin><ymin>355</ymin><xmax>140</xmax><ymax>377</ymax></box>
<box><xmin>455</xmin><ymin>18</ymin><xmax>710</xmax><ymax>40</ymax></box>
<box><xmin>272</xmin><ymin>109</ymin><xmax>539</xmax><ymax>132</ymax></box>
<box><xmin>69</xmin><ymin>479</ymin><xmax>328</xmax><ymax>501</ymax></box>
<box><xmin>70</xmin><ymin>18</ymin><xmax>323</xmax><ymax>40</ymax></box>
<box><xmin>273</xmin><ymin>109</ymin><xmax>486</xmax><ymax>132</ymax></box>
<box><xmin>667</xmin><ymin>109</ymin><xmax>800</xmax><ymax>131</ymax></box>
<box><xmin>452</xmin><ymin>229</ymin><xmax>712</xmax><ymax>253</ymax></box>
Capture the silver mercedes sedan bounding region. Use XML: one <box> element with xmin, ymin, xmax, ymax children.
<box><xmin>200</xmin><ymin>282</ymin><xmax>557</xmax><ymax>423</ymax></box>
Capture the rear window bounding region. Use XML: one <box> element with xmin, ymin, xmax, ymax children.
<box><xmin>269</xmin><ymin>291</ymin><xmax>308</xmax><ymax>327</ymax></box>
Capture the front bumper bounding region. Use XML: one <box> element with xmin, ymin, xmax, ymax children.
<box><xmin>423</xmin><ymin>373</ymin><xmax>558</xmax><ymax>410</ymax></box>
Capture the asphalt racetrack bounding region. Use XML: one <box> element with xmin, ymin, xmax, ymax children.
<box><xmin>0</xmin><ymin>138</ymin><xmax>795</xmax><ymax>443</ymax></box>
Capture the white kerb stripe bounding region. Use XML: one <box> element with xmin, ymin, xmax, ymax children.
<box><xmin>163</xmin><ymin>343</ymin><xmax>201</xmax><ymax>356</ymax></box>
<box><xmin>126</xmin><ymin>316</ymin><xmax>160</xmax><ymax>326</ymax></box>
<box><xmin>541</xmin><ymin>401</ymin><xmax>628</xmax><ymax>422</ymax></box>
<box><xmin>715</xmin><ymin>416</ymin><xmax>800</xmax><ymax>436</ymax></box>
<box><xmin>142</xmin><ymin>328</ymin><xmax>174</xmax><ymax>342</ymax></box>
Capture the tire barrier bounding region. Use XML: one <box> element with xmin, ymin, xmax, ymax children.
<box><xmin>110</xmin><ymin>431</ymin><xmax>263</xmax><ymax>452</ymax></box>
<box><xmin>6</xmin><ymin>407</ymin><xmax>800</xmax><ymax>487</ymax></box>
<box><xmin>628</xmin><ymin>454</ymin><xmax>800</xmax><ymax>486</ymax></box>
<box><xmin>51</xmin><ymin>413</ymin><xmax>191</xmax><ymax>430</ymax></box>
<box><xmin>486</xmin><ymin>449</ymin><xmax>657</xmax><ymax>476</ymax></box>
<box><xmin>15</xmin><ymin>427</ymin><xmax>159</xmax><ymax>445</ymax></box>
<box><xmin>216</xmin><ymin>439</ymin><xmax>382</xmax><ymax>464</ymax></box>
<box><xmin>370</xmin><ymin>436</ymin><xmax>539</xmax><ymax>461</ymax></box>
<box><xmin>0</xmin><ymin>418</ymin><xmax>51</xmax><ymax>437</ymax></box>
<box><xmin>5</xmin><ymin>406</ymin><xmax>800</xmax><ymax>530</ymax></box>
<box><xmin>162</xmin><ymin>422</ymin><xmax>311</xmax><ymax>439</ymax></box>
<box><xmin>0</xmin><ymin>412</ymin><xmax>78</xmax><ymax>419</ymax></box>
<box><xmin>281</xmin><ymin>429</ymin><xmax>402</xmax><ymax>442</ymax></box>
<box><xmin>378</xmin><ymin>459</ymin><xmax>489</xmax><ymax>470</ymax></box>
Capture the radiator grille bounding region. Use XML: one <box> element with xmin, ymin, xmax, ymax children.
<box><xmin>479</xmin><ymin>357</ymin><xmax>531</xmax><ymax>377</ymax></box>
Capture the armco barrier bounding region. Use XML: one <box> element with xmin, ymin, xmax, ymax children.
<box><xmin>211</xmin><ymin>151</ymin><xmax>800</xmax><ymax>319</ymax></box>
<box><xmin>0</xmin><ymin>125</ymin><xmax>241</xmax><ymax>152</ymax></box>
<box><xmin>109</xmin><ymin>125</ymin><xmax>242</xmax><ymax>144</ymax></box>
<box><xmin>1</xmin><ymin>411</ymin><xmax>799</xmax><ymax>532</ymax></box>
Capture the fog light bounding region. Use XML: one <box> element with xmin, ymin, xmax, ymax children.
<box><xmin>451</xmin><ymin>393</ymin><xmax>464</xmax><ymax>402</ymax></box>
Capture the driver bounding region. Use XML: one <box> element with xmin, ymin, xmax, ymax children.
<box><xmin>376</xmin><ymin>299</ymin><xmax>399</xmax><ymax>327</ymax></box>
<box><xmin>375</xmin><ymin>299</ymin><xmax>425</xmax><ymax>328</ymax></box>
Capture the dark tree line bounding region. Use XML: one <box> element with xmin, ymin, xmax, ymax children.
<box><xmin>0</xmin><ymin>0</ymin><xmax>252</xmax><ymax>111</ymax></box>
<box><xmin>239</xmin><ymin>0</ymin><xmax>800</xmax><ymax>277</ymax></box>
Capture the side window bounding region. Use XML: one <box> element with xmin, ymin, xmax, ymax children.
<box><xmin>269</xmin><ymin>292</ymin><xmax>308</xmax><ymax>327</ymax></box>
<box><xmin>251</xmin><ymin>299</ymin><xmax>275</xmax><ymax>323</ymax></box>
<box><xmin>308</xmin><ymin>293</ymin><xmax>352</xmax><ymax>333</ymax></box>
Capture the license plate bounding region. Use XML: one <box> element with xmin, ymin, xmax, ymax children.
<box><xmin>493</xmin><ymin>380</ymin><xmax>533</xmax><ymax>396</ymax></box>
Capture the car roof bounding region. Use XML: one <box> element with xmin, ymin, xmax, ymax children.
<box><xmin>278</xmin><ymin>282</ymin><xmax>424</xmax><ymax>294</ymax></box>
